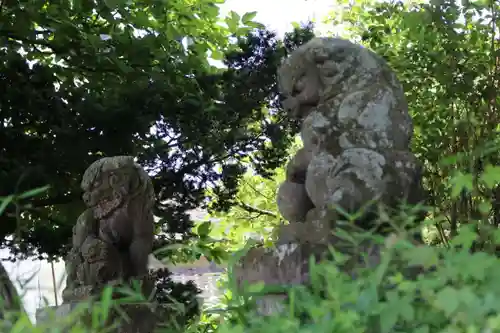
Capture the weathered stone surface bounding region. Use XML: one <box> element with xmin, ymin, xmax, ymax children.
<box><xmin>233</xmin><ymin>244</ymin><xmax>311</xmax><ymax>315</ymax></box>
<box><xmin>275</xmin><ymin>216</ymin><xmax>333</xmax><ymax>245</ymax></box>
<box><xmin>255</xmin><ymin>295</ymin><xmax>287</xmax><ymax>316</ymax></box>
<box><xmin>234</xmin><ymin>245</ymin><xmax>308</xmax><ymax>288</ymax></box>
<box><xmin>62</xmin><ymin>156</ymin><xmax>155</xmax><ymax>303</ymax></box>
<box><xmin>55</xmin><ymin>156</ymin><xmax>156</xmax><ymax>332</ymax></box>
<box><xmin>276</xmin><ymin>181</ymin><xmax>313</xmax><ymax>223</ymax></box>
<box><xmin>234</xmin><ymin>37</ymin><xmax>426</xmax><ymax>316</ymax></box>
<box><xmin>285</xmin><ymin>148</ymin><xmax>312</xmax><ymax>183</ymax></box>
<box><xmin>36</xmin><ymin>303</ymin><xmax>76</xmax><ymax>327</ymax></box>
<box><xmin>277</xmin><ymin>37</ymin><xmax>424</xmax><ymax>225</ymax></box>
<box><xmin>233</xmin><ymin>238</ymin><xmax>387</xmax><ymax>315</ymax></box>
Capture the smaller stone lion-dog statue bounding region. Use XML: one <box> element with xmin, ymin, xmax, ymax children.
<box><xmin>62</xmin><ymin>156</ymin><xmax>155</xmax><ymax>302</ymax></box>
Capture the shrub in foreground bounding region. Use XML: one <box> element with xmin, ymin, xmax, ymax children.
<box><xmin>214</xmin><ymin>226</ymin><xmax>500</xmax><ymax>333</ymax></box>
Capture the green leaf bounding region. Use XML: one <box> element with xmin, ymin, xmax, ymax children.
<box><xmin>458</xmin><ymin>287</ymin><xmax>479</xmax><ymax>307</ymax></box>
<box><xmin>71</xmin><ymin>0</ymin><xmax>83</xmax><ymax>11</ymax></box>
<box><xmin>478</xmin><ymin>201</ymin><xmax>492</xmax><ymax>215</ymax></box>
<box><xmin>236</xmin><ymin>27</ymin><xmax>251</xmax><ymax>37</ymax></box>
<box><xmin>197</xmin><ymin>221</ymin><xmax>211</xmax><ymax>238</ymax></box>
<box><xmin>225</xmin><ymin>10</ymin><xmax>240</xmax><ymax>33</ymax></box>
<box><xmin>398</xmin><ymin>301</ymin><xmax>415</xmax><ymax>321</ymax></box>
<box><xmin>479</xmin><ymin>164</ymin><xmax>500</xmax><ymax>189</ymax></box>
<box><xmin>133</xmin><ymin>11</ymin><xmax>151</xmax><ymax>28</ymax></box>
<box><xmin>246</xmin><ymin>21</ymin><xmax>266</xmax><ymax>29</ymax></box>
<box><xmin>210</xmin><ymin>49</ymin><xmax>224</xmax><ymax>61</ymax></box>
<box><xmin>433</xmin><ymin>287</ymin><xmax>460</xmax><ymax>316</ymax></box>
<box><xmin>450</xmin><ymin>171</ymin><xmax>474</xmax><ymax>197</ymax></box>
<box><xmin>493</xmin><ymin>229</ymin><xmax>500</xmax><ymax>246</ymax></box>
<box><xmin>98</xmin><ymin>286</ymin><xmax>114</xmax><ymax>323</ymax></box>
<box><xmin>0</xmin><ymin>195</ymin><xmax>14</xmax><ymax>216</ymax></box>
<box><xmin>16</xmin><ymin>185</ymin><xmax>50</xmax><ymax>200</ymax></box>
<box><xmin>242</xmin><ymin>11</ymin><xmax>257</xmax><ymax>25</ymax></box>
<box><xmin>449</xmin><ymin>224</ymin><xmax>477</xmax><ymax>250</ymax></box>
<box><xmin>203</xmin><ymin>3</ymin><xmax>220</xmax><ymax>18</ymax></box>
<box><xmin>402</xmin><ymin>246</ymin><xmax>440</xmax><ymax>269</ymax></box>
<box><xmin>229</xmin><ymin>10</ymin><xmax>240</xmax><ymax>23</ymax></box>
<box><xmin>379</xmin><ymin>307</ymin><xmax>399</xmax><ymax>333</ymax></box>
<box><xmin>440</xmin><ymin>154</ymin><xmax>458</xmax><ymax>166</ymax></box>
<box><xmin>291</xmin><ymin>21</ymin><xmax>300</xmax><ymax>29</ymax></box>
<box><xmin>243</xmin><ymin>281</ymin><xmax>265</xmax><ymax>294</ymax></box>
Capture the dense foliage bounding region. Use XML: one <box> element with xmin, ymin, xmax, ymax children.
<box><xmin>6</xmin><ymin>0</ymin><xmax>500</xmax><ymax>332</ymax></box>
<box><xmin>325</xmin><ymin>0</ymin><xmax>500</xmax><ymax>247</ymax></box>
<box><xmin>191</xmin><ymin>135</ymin><xmax>302</xmax><ymax>259</ymax></box>
<box><xmin>193</xmin><ymin>1</ymin><xmax>500</xmax><ymax>331</ymax></box>
<box><xmin>151</xmin><ymin>268</ymin><xmax>201</xmax><ymax>330</ymax></box>
<box><xmin>0</xmin><ymin>0</ymin><xmax>315</xmax><ymax>328</ymax></box>
<box><xmin>212</xmin><ymin>228</ymin><xmax>500</xmax><ymax>333</ymax></box>
<box><xmin>198</xmin><ymin>0</ymin><xmax>500</xmax><ymax>260</ymax></box>
<box><xmin>0</xmin><ymin>0</ymin><xmax>314</xmax><ymax>259</ymax></box>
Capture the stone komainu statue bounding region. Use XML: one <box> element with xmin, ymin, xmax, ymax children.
<box><xmin>62</xmin><ymin>156</ymin><xmax>155</xmax><ymax>302</ymax></box>
<box><xmin>276</xmin><ymin>37</ymin><xmax>424</xmax><ymax>233</ymax></box>
<box><xmin>234</xmin><ymin>38</ymin><xmax>426</xmax><ymax>317</ymax></box>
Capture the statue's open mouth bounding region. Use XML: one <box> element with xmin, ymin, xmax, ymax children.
<box><xmin>93</xmin><ymin>195</ymin><xmax>120</xmax><ymax>219</ymax></box>
<box><xmin>98</xmin><ymin>196</ymin><xmax>114</xmax><ymax>207</ymax></box>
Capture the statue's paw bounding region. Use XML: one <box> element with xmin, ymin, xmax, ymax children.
<box><xmin>306</xmin><ymin>148</ymin><xmax>387</xmax><ymax>210</ymax></box>
<box><xmin>276</xmin><ymin>210</ymin><xmax>333</xmax><ymax>245</ymax></box>
<box><xmin>286</xmin><ymin>148</ymin><xmax>312</xmax><ymax>184</ymax></box>
<box><xmin>277</xmin><ymin>181</ymin><xmax>314</xmax><ymax>223</ymax></box>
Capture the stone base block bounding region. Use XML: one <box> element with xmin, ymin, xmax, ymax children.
<box><xmin>36</xmin><ymin>302</ymin><xmax>157</xmax><ymax>333</ymax></box>
<box><xmin>234</xmin><ymin>242</ymin><xmax>329</xmax><ymax>290</ymax></box>
<box><xmin>233</xmin><ymin>242</ymin><xmax>320</xmax><ymax>316</ymax></box>
<box><xmin>255</xmin><ymin>295</ymin><xmax>287</xmax><ymax>315</ymax></box>
<box><xmin>36</xmin><ymin>303</ymin><xmax>76</xmax><ymax>326</ymax></box>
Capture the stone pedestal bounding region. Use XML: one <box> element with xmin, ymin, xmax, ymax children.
<box><xmin>36</xmin><ymin>303</ymin><xmax>74</xmax><ymax>325</ymax></box>
<box><xmin>255</xmin><ymin>295</ymin><xmax>287</xmax><ymax>315</ymax></box>
<box><xmin>234</xmin><ymin>241</ymin><xmax>326</xmax><ymax>315</ymax></box>
<box><xmin>233</xmin><ymin>221</ymin><xmax>389</xmax><ymax>316</ymax></box>
<box><xmin>36</xmin><ymin>302</ymin><xmax>157</xmax><ymax>333</ymax></box>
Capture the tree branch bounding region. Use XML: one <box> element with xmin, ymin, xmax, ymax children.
<box><xmin>237</xmin><ymin>201</ymin><xmax>277</xmax><ymax>218</ymax></box>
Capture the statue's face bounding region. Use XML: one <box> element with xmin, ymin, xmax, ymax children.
<box><xmin>279</xmin><ymin>39</ymin><xmax>365</xmax><ymax>120</ymax></box>
<box><xmin>82</xmin><ymin>166</ymin><xmax>136</xmax><ymax>220</ymax></box>
<box><xmin>280</xmin><ymin>63</ymin><xmax>321</xmax><ymax>120</ymax></box>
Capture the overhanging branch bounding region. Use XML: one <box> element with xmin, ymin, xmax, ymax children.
<box><xmin>237</xmin><ymin>201</ymin><xmax>277</xmax><ymax>218</ymax></box>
